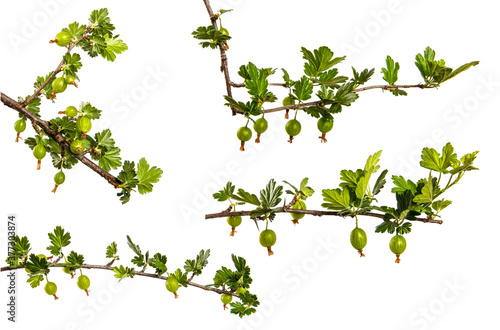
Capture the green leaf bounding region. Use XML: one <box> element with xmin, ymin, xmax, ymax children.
<box><xmin>375</xmin><ymin>220</ymin><xmax>397</xmax><ymax>234</ymax></box>
<box><xmin>432</xmin><ymin>199</ymin><xmax>452</xmax><ymax>213</ymax></box>
<box><xmin>372</xmin><ymin>169</ymin><xmax>388</xmax><ymax>196</ymax></box>
<box><xmin>381</xmin><ymin>55</ymin><xmax>400</xmax><ymax>85</ymax></box>
<box><xmin>148</xmin><ymin>253</ymin><xmax>167</xmax><ymax>276</ymax></box>
<box><xmin>232</xmin><ymin>189</ymin><xmax>260</xmax><ymax>206</ymax></box>
<box><xmin>113</xmin><ymin>265</ymin><xmax>135</xmax><ymax>282</ymax></box>
<box><xmin>420</xmin><ymin>142</ymin><xmax>457</xmax><ymax>173</ymax></box>
<box><xmin>100</xmin><ymin>34</ymin><xmax>128</xmax><ymax>61</ymax></box>
<box><xmin>213</xmin><ymin>182</ymin><xmax>236</xmax><ymax>202</ymax></box>
<box><xmin>80</xmin><ymin>102</ymin><xmax>102</xmax><ymax>120</ymax></box>
<box><xmin>355</xmin><ymin>176</ymin><xmax>369</xmax><ymax>200</ymax></box>
<box><xmin>105</xmin><ymin>242</ymin><xmax>119</xmax><ymax>260</ymax></box>
<box><xmin>11</xmin><ymin>236</ymin><xmax>31</xmax><ymax>261</ymax></box>
<box><xmin>391</xmin><ymin>175</ymin><xmax>417</xmax><ymax>194</ymax></box>
<box><xmin>47</xmin><ymin>226</ymin><xmax>71</xmax><ymax>256</ymax></box>
<box><xmin>27</xmin><ymin>275</ymin><xmax>44</xmax><ymax>288</ymax></box>
<box><xmin>293</xmin><ymin>76</ymin><xmax>313</xmax><ymax>101</ymax></box>
<box><xmin>94</xmin><ymin>129</ymin><xmax>116</xmax><ymax>149</ymax></box>
<box><xmin>62</xmin><ymin>53</ymin><xmax>82</xmax><ymax>76</ymax></box>
<box><xmin>25</xmin><ymin>254</ymin><xmax>50</xmax><ymax>275</ymax></box>
<box><xmin>67</xmin><ymin>251</ymin><xmax>85</xmax><ymax>268</ymax></box>
<box><xmin>136</xmin><ymin>158</ymin><xmax>163</xmax><ymax>195</ymax></box>
<box><xmin>413</xmin><ymin>179</ymin><xmax>434</xmax><ymax>204</ymax></box>
<box><xmin>171</xmin><ymin>268</ymin><xmax>189</xmax><ymax>287</ymax></box>
<box><xmin>25</xmin><ymin>97</ymin><xmax>41</xmax><ymax>117</ymax></box>
<box><xmin>184</xmin><ymin>249</ymin><xmax>210</xmax><ymax>276</ymax></box>
<box><xmin>301</xmin><ymin>46</ymin><xmax>345</xmax><ymax>77</ymax></box>
<box><xmin>443</xmin><ymin>61</ymin><xmax>480</xmax><ymax>82</ymax></box>
<box><xmin>450</xmin><ymin>151</ymin><xmax>479</xmax><ymax>174</ymax></box>
<box><xmin>351</xmin><ymin>67</ymin><xmax>374</xmax><ymax>86</ymax></box>
<box><xmin>260</xmin><ymin>179</ymin><xmax>283</xmax><ymax>209</ymax></box>
<box><xmin>281</xmin><ymin>68</ymin><xmax>294</xmax><ymax>87</ymax></box>
<box><xmin>50</xmin><ymin>116</ymin><xmax>76</xmax><ymax>134</ymax></box>
<box><xmin>334</xmin><ymin>82</ymin><xmax>358</xmax><ymax>106</ymax></box>
<box><xmin>396</xmin><ymin>222</ymin><xmax>412</xmax><ymax>235</ymax></box>
<box><xmin>339</xmin><ymin>169</ymin><xmax>362</xmax><ymax>189</ymax></box>
<box><xmin>63</xmin><ymin>22</ymin><xmax>86</xmax><ymax>40</ymax></box>
<box><xmin>322</xmin><ymin>188</ymin><xmax>351</xmax><ymax>210</ymax></box>
<box><xmin>126</xmin><ymin>235</ymin><xmax>147</xmax><ymax>268</ymax></box>
<box><xmin>98</xmin><ymin>147</ymin><xmax>122</xmax><ymax>172</ymax></box>
<box><xmin>192</xmin><ymin>26</ymin><xmax>231</xmax><ymax>49</ymax></box>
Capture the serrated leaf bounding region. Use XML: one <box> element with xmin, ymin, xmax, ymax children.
<box><xmin>391</xmin><ymin>175</ymin><xmax>417</xmax><ymax>194</ymax></box>
<box><xmin>105</xmin><ymin>242</ymin><xmax>119</xmax><ymax>260</ymax></box>
<box><xmin>98</xmin><ymin>147</ymin><xmax>122</xmax><ymax>171</ymax></box>
<box><xmin>259</xmin><ymin>179</ymin><xmax>283</xmax><ymax>209</ymax></box>
<box><xmin>322</xmin><ymin>188</ymin><xmax>351</xmax><ymax>210</ymax></box>
<box><xmin>47</xmin><ymin>226</ymin><xmax>71</xmax><ymax>256</ymax></box>
<box><xmin>213</xmin><ymin>182</ymin><xmax>235</xmax><ymax>202</ymax></box>
<box><xmin>293</xmin><ymin>76</ymin><xmax>313</xmax><ymax>101</ymax></box>
<box><xmin>375</xmin><ymin>220</ymin><xmax>397</xmax><ymax>234</ymax></box>
<box><xmin>301</xmin><ymin>46</ymin><xmax>345</xmax><ymax>77</ymax></box>
<box><xmin>413</xmin><ymin>179</ymin><xmax>434</xmax><ymax>204</ymax></box>
<box><xmin>232</xmin><ymin>189</ymin><xmax>260</xmax><ymax>206</ymax></box>
<box><xmin>381</xmin><ymin>55</ymin><xmax>400</xmax><ymax>85</ymax></box>
<box><xmin>373</xmin><ymin>169</ymin><xmax>388</xmax><ymax>195</ymax></box>
<box><xmin>113</xmin><ymin>265</ymin><xmax>135</xmax><ymax>282</ymax></box>
<box><xmin>432</xmin><ymin>199</ymin><xmax>452</xmax><ymax>213</ymax></box>
<box><xmin>101</xmin><ymin>34</ymin><xmax>128</xmax><ymax>62</ymax></box>
<box><xmin>136</xmin><ymin>158</ymin><xmax>163</xmax><ymax>195</ymax></box>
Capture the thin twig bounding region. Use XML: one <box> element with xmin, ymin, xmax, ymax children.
<box><xmin>23</xmin><ymin>26</ymin><xmax>93</xmax><ymax>107</ymax></box>
<box><xmin>0</xmin><ymin>263</ymin><xmax>239</xmax><ymax>297</ymax></box>
<box><xmin>205</xmin><ymin>208</ymin><xmax>443</xmax><ymax>224</ymax></box>
<box><xmin>1</xmin><ymin>93</ymin><xmax>122</xmax><ymax>188</ymax></box>
<box><xmin>202</xmin><ymin>0</ymin><xmax>429</xmax><ymax>116</ymax></box>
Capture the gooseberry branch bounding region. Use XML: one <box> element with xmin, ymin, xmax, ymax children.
<box><xmin>205</xmin><ymin>205</ymin><xmax>443</xmax><ymax>224</ymax></box>
<box><xmin>23</xmin><ymin>26</ymin><xmax>92</xmax><ymax>107</ymax></box>
<box><xmin>1</xmin><ymin>93</ymin><xmax>122</xmax><ymax>188</ymax></box>
<box><xmin>0</xmin><ymin>263</ymin><xmax>237</xmax><ymax>297</ymax></box>
<box><xmin>202</xmin><ymin>0</ymin><xmax>435</xmax><ymax>117</ymax></box>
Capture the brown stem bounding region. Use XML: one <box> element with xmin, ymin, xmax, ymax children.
<box><xmin>267</xmin><ymin>247</ymin><xmax>274</xmax><ymax>256</ymax></box>
<box><xmin>319</xmin><ymin>133</ymin><xmax>327</xmax><ymax>143</ymax></box>
<box><xmin>0</xmin><ymin>263</ymin><xmax>240</xmax><ymax>298</ymax></box>
<box><xmin>202</xmin><ymin>0</ymin><xmax>238</xmax><ymax>115</ymax></box>
<box><xmin>358</xmin><ymin>250</ymin><xmax>365</xmax><ymax>257</ymax></box>
<box><xmin>23</xmin><ymin>26</ymin><xmax>93</xmax><ymax>107</ymax></box>
<box><xmin>1</xmin><ymin>93</ymin><xmax>122</xmax><ymax>188</ymax></box>
<box><xmin>205</xmin><ymin>208</ymin><xmax>443</xmax><ymax>224</ymax></box>
<box><xmin>395</xmin><ymin>255</ymin><xmax>401</xmax><ymax>263</ymax></box>
<box><xmin>255</xmin><ymin>134</ymin><xmax>261</xmax><ymax>144</ymax></box>
<box><xmin>240</xmin><ymin>141</ymin><xmax>245</xmax><ymax>151</ymax></box>
<box><xmin>51</xmin><ymin>184</ymin><xmax>59</xmax><ymax>193</ymax></box>
<box><xmin>229</xmin><ymin>227</ymin><xmax>237</xmax><ymax>236</ymax></box>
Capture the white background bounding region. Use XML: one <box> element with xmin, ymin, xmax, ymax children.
<box><xmin>1</xmin><ymin>0</ymin><xmax>499</xmax><ymax>329</ymax></box>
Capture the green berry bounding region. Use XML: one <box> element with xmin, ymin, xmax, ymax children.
<box><xmin>70</xmin><ymin>139</ymin><xmax>85</xmax><ymax>154</ymax></box>
<box><xmin>350</xmin><ymin>227</ymin><xmax>367</xmax><ymax>257</ymax></box>
<box><xmin>389</xmin><ymin>235</ymin><xmax>407</xmax><ymax>263</ymax></box>
<box><xmin>77</xmin><ymin>275</ymin><xmax>91</xmax><ymax>295</ymax></box>
<box><xmin>65</xmin><ymin>106</ymin><xmax>78</xmax><ymax>118</ymax></box>
<box><xmin>237</xmin><ymin>126</ymin><xmax>252</xmax><ymax>151</ymax></box>
<box><xmin>76</xmin><ymin>116</ymin><xmax>92</xmax><ymax>133</ymax></box>
<box><xmin>44</xmin><ymin>281</ymin><xmax>58</xmax><ymax>300</ymax></box>
<box><xmin>166</xmin><ymin>277</ymin><xmax>179</xmax><ymax>298</ymax></box>
<box><xmin>221</xmin><ymin>293</ymin><xmax>232</xmax><ymax>307</ymax></box>
<box><xmin>290</xmin><ymin>200</ymin><xmax>306</xmax><ymax>224</ymax></box>
<box><xmin>14</xmin><ymin>119</ymin><xmax>26</xmax><ymax>133</ymax></box>
<box><xmin>227</xmin><ymin>215</ymin><xmax>242</xmax><ymax>236</ymax></box>
<box><xmin>52</xmin><ymin>77</ymin><xmax>67</xmax><ymax>94</ymax></box>
<box><xmin>259</xmin><ymin>229</ymin><xmax>277</xmax><ymax>256</ymax></box>
<box><xmin>55</xmin><ymin>31</ymin><xmax>71</xmax><ymax>47</ymax></box>
<box><xmin>285</xmin><ymin>119</ymin><xmax>301</xmax><ymax>143</ymax></box>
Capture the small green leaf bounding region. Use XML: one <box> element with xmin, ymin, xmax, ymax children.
<box><xmin>47</xmin><ymin>226</ymin><xmax>71</xmax><ymax>256</ymax></box>
<box><xmin>381</xmin><ymin>55</ymin><xmax>400</xmax><ymax>85</ymax></box>
<box><xmin>293</xmin><ymin>76</ymin><xmax>313</xmax><ymax>101</ymax></box>
<box><xmin>322</xmin><ymin>188</ymin><xmax>351</xmax><ymax>210</ymax></box>
<box><xmin>136</xmin><ymin>158</ymin><xmax>163</xmax><ymax>195</ymax></box>
<box><xmin>105</xmin><ymin>242</ymin><xmax>119</xmax><ymax>260</ymax></box>
<box><xmin>232</xmin><ymin>189</ymin><xmax>260</xmax><ymax>206</ymax></box>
